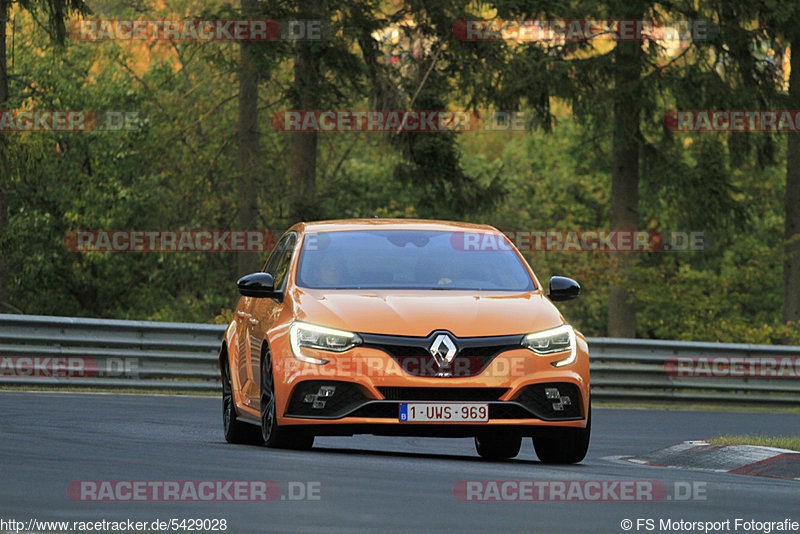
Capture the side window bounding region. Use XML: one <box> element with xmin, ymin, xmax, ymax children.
<box><xmin>265</xmin><ymin>233</ymin><xmax>297</xmax><ymax>291</ymax></box>
<box><xmin>263</xmin><ymin>235</ymin><xmax>289</xmax><ymax>276</ymax></box>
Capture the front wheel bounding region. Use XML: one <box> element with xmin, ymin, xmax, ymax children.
<box><xmin>532</xmin><ymin>403</ymin><xmax>591</xmax><ymax>464</ymax></box>
<box><xmin>222</xmin><ymin>356</ymin><xmax>262</xmax><ymax>445</ymax></box>
<box><xmin>261</xmin><ymin>348</ymin><xmax>314</xmax><ymax>450</ymax></box>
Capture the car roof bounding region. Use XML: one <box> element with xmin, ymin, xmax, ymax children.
<box><xmin>291</xmin><ymin>218</ymin><xmax>499</xmax><ymax>234</ymax></box>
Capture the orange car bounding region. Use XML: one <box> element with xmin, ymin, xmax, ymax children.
<box><xmin>220</xmin><ymin>219</ymin><xmax>590</xmax><ymax>462</ymax></box>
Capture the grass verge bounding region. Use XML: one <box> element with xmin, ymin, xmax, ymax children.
<box><xmin>594</xmin><ymin>401</ymin><xmax>800</xmax><ymax>414</ymax></box>
<box><xmin>708</xmin><ymin>435</ymin><xmax>800</xmax><ymax>451</ymax></box>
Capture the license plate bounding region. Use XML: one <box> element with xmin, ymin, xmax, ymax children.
<box><xmin>399</xmin><ymin>403</ymin><xmax>489</xmax><ymax>422</ymax></box>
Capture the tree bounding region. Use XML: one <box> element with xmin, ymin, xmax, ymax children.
<box><xmin>487</xmin><ymin>0</ymin><xmax>787</xmax><ymax>336</ymax></box>
<box><xmin>237</xmin><ymin>0</ymin><xmax>262</xmax><ymax>274</ymax></box>
<box><xmin>607</xmin><ymin>2</ymin><xmax>645</xmax><ymax>337</ymax></box>
<box><xmin>0</xmin><ymin>0</ymin><xmax>89</xmax><ymax>313</ymax></box>
<box><xmin>1</xmin><ymin>0</ymin><xmax>9</xmax><ymax>312</ymax></box>
<box><xmin>776</xmin><ymin>19</ymin><xmax>800</xmax><ymax>326</ymax></box>
<box><xmin>357</xmin><ymin>0</ymin><xmax>507</xmax><ymax>219</ymax></box>
<box><xmin>287</xmin><ymin>0</ymin><xmax>325</xmax><ymax>224</ymax></box>
<box><xmin>786</xmin><ymin>35</ymin><xmax>800</xmax><ymax>325</ymax></box>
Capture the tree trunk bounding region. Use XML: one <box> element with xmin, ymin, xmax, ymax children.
<box><xmin>0</xmin><ymin>0</ymin><xmax>10</xmax><ymax>312</ymax></box>
<box><xmin>287</xmin><ymin>0</ymin><xmax>322</xmax><ymax>225</ymax></box>
<box><xmin>784</xmin><ymin>36</ymin><xmax>800</xmax><ymax>326</ymax></box>
<box><xmin>236</xmin><ymin>0</ymin><xmax>261</xmax><ymax>275</ymax></box>
<box><xmin>607</xmin><ymin>8</ymin><xmax>644</xmax><ymax>338</ymax></box>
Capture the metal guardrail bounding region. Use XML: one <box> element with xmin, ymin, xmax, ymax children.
<box><xmin>0</xmin><ymin>314</ymin><xmax>223</xmax><ymax>391</ymax></box>
<box><xmin>1</xmin><ymin>314</ymin><xmax>798</xmax><ymax>405</ymax></box>
<box><xmin>589</xmin><ymin>338</ymin><xmax>800</xmax><ymax>406</ymax></box>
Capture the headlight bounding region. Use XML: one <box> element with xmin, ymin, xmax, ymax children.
<box><xmin>289</xmin><ymin>322</ymin><xmax>362</xmax><ymax>365</ymax></box>
<box><xmin>521</xmin><ymin>325</ymin><xmax>576</xmax><ymax>367</ymax></box>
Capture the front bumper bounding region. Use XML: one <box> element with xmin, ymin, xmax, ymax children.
<box><xmin>269</xmin><ymin>330</ymin><xmax>590</xmax><ymax>432</ymax></box>
<box><xmin>285</xmin><ymin>380</ymin><xmax>583</xmax><ymax>421</ymax></box>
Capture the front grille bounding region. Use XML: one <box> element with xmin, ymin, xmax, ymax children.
<box><xmin>378</xmin><ymin>348</ymin><xmax>518</xmax><ymax>378</ymax></box>
<box><xmin>513</xmin><ymin>382</ymin><xmax>582</xmax><ymax>419</ymax></box>
<box><xmin>380</xmin><ymin>345</ymin><xmax>429</xmax><ymax>358</ymax></box>
<box><xmin>286</xmin><ymin>380</ymin><xmax>369</xmax><ymax>418</ymax></box>
<box><xmin>361</xmin><ymin>331</ymin><xmax>522</xmax><ymax>378</ymax></box>
<box><xmin>378</xmin><ymin>387</ymin><xmax>507</xmax><ymax>402</ymax></box>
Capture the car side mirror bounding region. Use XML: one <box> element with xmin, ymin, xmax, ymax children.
<box><xmin>237</xmin><ymin>272</ymin><xmax>279</xmax><ymax>298</ymax></box>
<box><xmin>548</xmin><ymin>276</ymin><xmax>580</xmax><ymax>301</ymax></box>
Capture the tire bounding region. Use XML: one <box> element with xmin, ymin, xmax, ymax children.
<box><xmin>260</xmin><ymin>347</ymin><xmax>315</xmax><ymax>450</ymax></box>
<box><xmin>533</xmin><ymin>403</ymin><xmax>591</xmax><ymax>464</ymax></box>
<box><xmin>474</xmin><ymin>431</ymin><xmax>522</xmax><ymax>460</ymax></box>
<box><xmin>222</xmin><ymin>355</ymin><xmax>262</xmax><ymax>445</ymax></box>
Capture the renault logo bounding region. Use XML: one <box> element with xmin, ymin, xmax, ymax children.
<box><xmin>429</xmin><ymin>334</ymin><xmax>457</xmax><ymax>368</ymax></box>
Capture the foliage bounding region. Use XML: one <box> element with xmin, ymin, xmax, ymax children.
<box><xmin>1</xmin><ymin>0</ymin><xmax>797</xmax><ymax>344</ymax></box>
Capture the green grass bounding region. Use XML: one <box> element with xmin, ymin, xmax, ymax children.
<box><xmin>708</xmin><ymin>435</ymin><xmax>800</xmax><ymax>451</ymax></box>
<box><xmin>594</xmin><ymin>401</ymin><xmax>800</xmax><ymax>414</ymax></box>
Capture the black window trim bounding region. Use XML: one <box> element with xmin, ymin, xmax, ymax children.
<box><xmin>262</xmin><ymin>230</ymin><xmax>298</xmax><ymax>298</ymax></box>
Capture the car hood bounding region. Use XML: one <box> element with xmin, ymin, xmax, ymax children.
<box><xmin>290</xmin><ymin>289</ymin><xmax>565</xmax><ymax>337</ymax></box>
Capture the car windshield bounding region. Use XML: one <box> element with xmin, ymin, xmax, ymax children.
<box><xmin>296</xmin><ymin>229</ymin><xmax>535</xmax><ymax>291</ymax></box>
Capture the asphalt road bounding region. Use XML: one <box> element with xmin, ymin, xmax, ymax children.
<box><xmin>1</xmin><ymin>391</ymin><xmax>798</xmax><ymax>533</ymax></box>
